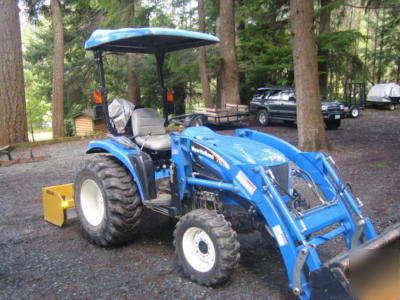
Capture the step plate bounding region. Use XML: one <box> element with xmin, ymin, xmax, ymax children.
<box><xmin>143</xmin><ymin>194</ymin><xmax>172</xmax><ymax>207</ymax></box>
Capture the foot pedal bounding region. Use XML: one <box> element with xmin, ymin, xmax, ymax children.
<box><xmin>143</xmin><ymin>194</ymin><xmax>172</xmax><ymax>207</ymax></box>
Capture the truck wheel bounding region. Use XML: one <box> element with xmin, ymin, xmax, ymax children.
<box><xmin>257</xmin><ymin>109</ymin><xmax>270</xmax><ymax>126</ymax></box>
<box><xmin>75</xmin><ymin>155</ymin><xmax>142</xmax><ymax>247</ymax></box>
<box><xmin>174</xmin><ymin>209</ymin><xmax>240</xmax><ymax>286</ymax></box>
<box><xmin>388</xmin><ymin>104</ymin><xmax>395</xmax><ymax>111</ymax></box>
<box><xmin>325</xmin><ymin>119</ymin><xmax>341</xmax><ymax>130</ymax></box>
<box><xmin>350</xmin><ymin>107</ymin><xmax>360</xmax><ymax>118</ymax></box>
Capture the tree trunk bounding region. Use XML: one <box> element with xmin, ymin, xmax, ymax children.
<box><xmin>218</xmin><ymin>0</ymin><xmax>240</xmax><ymax>108</ymax></box>
<box><xmin>173</xmin><ymin>85</ymin><xmax>186</xmax><ymax>115</ymax></box>
<box><xmin>198</xmin><ymin>0</ymin><xmax>213</xmax><ymax>108</ymax></box>
<box><xmin>50</xmin><ymin>0</ymin><xmax>64</xmax><ymax>138</ymax></box>
<box><xmin>290</xmin><ymin>0</ymin><xmax>330</xmax><ymax>151</ymax></box>
<box><xmin>126</xmin><ymin>0</ymin><xmax>141</xmax><ymax>106</ymax></box>
<box><xmin>30</xmin><ymin>124</ymin><xmax>35</xmax><ymax>142</ymax></box>
<box><xmin>371</xmin><ymin>10</ymin><xmax>380</xmax><ymax>84</ymax></box>
<box><xmin>127</xmin><ymin>53</ymin><xmax>141</xmax><ymax>106</ymax></box>
<box><xmin>0</xmin><ymin>0</ymin><xmax>28</xmax><ymax>146</ymax></box>
<box><xmin>396</xmin><ymin>56</ymin><xmax>400</xmax><ymax>83</ymax></box>
<box><xmin>318</xmin><ymin>0</ymin><xmax>332</xmax><ymax>99</ymax></box>
<box><xmin>376</xmin><ymin>12</ymin><xmax>385</xmax><ymax>83</ymax></box>
<box><xmin>364</xmin><ymin>15</ymin><xmax>370</xmax><ymax>66</ymax></box>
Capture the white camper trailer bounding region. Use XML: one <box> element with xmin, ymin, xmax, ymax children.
<box><xmin>367</xmin><ymin>83</ymin><xmax>400</xmax><ymax>110</ymax></box>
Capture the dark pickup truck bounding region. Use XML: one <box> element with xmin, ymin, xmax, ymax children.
<box><xmin>249</xmin><ymin>86</ymin><xmax>345</xmax><ymax>129</ymax></box>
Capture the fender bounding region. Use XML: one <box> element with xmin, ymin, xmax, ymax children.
<box><xmin>86</xmin><ymin>139</ymin><xmax>146</xmax><ymax>200</ymax></box>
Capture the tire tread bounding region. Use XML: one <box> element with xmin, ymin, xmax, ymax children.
<box><xmin>75</xmin><ymin>155</ymin><xmax>142</xmax><ymax>247</ymax></box>
<box><xmin>173</xmin><ymin>209</ymin><xmax>240</xmax><ymax>286</ymax></box>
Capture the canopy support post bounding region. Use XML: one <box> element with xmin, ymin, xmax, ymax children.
<box><xmin>94</xmin><ymin>50</ymin><xmax>117</xmax><ymax>135</ymax></box>
<box><xmin>155</xmin><ymin>52</ymin><xmax>169</xmax><ymax>124</ymax></box>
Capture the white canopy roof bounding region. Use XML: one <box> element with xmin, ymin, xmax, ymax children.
<box><xmin>367</xmin><ymin>83</ymin><xmax>400</xmax><ymax>102</ymax></box>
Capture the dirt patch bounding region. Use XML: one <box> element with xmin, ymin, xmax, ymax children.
<box><xmin>0</xmin><ymin>109</ymin><xmax>399</xmax><ymax>299</ymax></box>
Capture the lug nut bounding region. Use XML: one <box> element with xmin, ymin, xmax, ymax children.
<box><xmin>293</xmin><ymin>287</ymin><xmax>301</xmax><ymax>295</ymax></box>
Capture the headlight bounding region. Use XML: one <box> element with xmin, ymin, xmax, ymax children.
<box><xmin>321</xmin><ymin>105</ymin><xmax>328</xmax><ymax>111</ymax></box>
<box><xmin>340</xmin><ymin>104</ymin><xmax>344</xmax><ymax>110</ymax></box>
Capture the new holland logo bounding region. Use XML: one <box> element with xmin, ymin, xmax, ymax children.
<box><xmin>191</xmin><ymin>142</ymin><xmax>230</xmax><ymax>170</ymax></box>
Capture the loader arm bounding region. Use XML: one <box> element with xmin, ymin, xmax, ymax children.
<box><xmin>171</xmin><ymin>127</ymin><xmax>399</xmax><ymax>299</ymax></box>
<box><xmin>235</xmin><ymin>129</ymin><xmax>399</xmax><ymax>299</ymax></box>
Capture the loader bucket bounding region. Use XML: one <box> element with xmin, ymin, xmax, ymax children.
<box><xmin>311</xmin><ymin>222</ymin><xmax>400</xmax><ymax>300</ymax></box>
<box><xmin>42</xmin><ymin>184</ymin><xmax>75</xmax><ymax>227</ymax></box>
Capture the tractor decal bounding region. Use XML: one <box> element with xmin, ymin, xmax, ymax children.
<box><xmin>236</xmin><ymin>170</ymin><xmax>256</xmax><ymax>195</ymax></box>
<box><xmin>190</xmin><ymin>142</ymin><xmax>230</xmax><ymax>170</ymax></box>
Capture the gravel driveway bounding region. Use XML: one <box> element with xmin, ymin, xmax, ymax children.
<box><xmin>1</xmin><ymin>109</ymin><xmax>399</xmax><ymax>300</ymax></box>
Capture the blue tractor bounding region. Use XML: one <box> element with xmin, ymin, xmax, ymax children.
<box><xmin>73</xmin><ymin>28</ymin><xmax>400</xmax><ymax>299</ymax></box>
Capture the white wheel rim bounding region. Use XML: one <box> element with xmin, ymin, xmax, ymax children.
<box><xmin>80</xmin><ymin>179</ymin><xmax>105</xmax><ymax>226</ymax></box>
<box><xmin>259</xmin><ymin>112</ymin><xmax>267</xmax><ymax>124</ymax></box>
<box><xmin>351</xmin><ymin>109</ymin><xmax>359</xmax><ymax>117</ymax></box>
<box><xmin>182</xmin><ymin>226</ymin><xmax>216</xmax><ymax>272</ymax></box>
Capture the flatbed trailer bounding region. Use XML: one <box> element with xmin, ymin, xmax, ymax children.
<box><xmin>343</xmin><ymin>83</ymin><xmax>366</xmax><ymax>118</ymax></box>
<box><xmin>171</xmin><ymin>103</ymin><xmax>249</xmax><ymax>127</ymax></box>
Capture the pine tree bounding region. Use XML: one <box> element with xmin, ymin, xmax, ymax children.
<box><xmin>291</xmin><ymin>0</ymin><xmax>329</xmax><ymax>151</ymax></box>
<box><xmin>0</xmin><ymin>0</ymin><xmax>28</xmax><ymax>146</ymax></box>
<box><xmin>50</xmin><ymin>0</ymin><xmax>65</xmax><ymax>138</ymax></box>
<box><xmin>218</xmin><ymin>0</ymin><xmax>240</xmax><ymax>107</ymax></box>
<box><xmin>198</xmin><ymin>0</ymin><xmax>213</xmax><ymax>108</ymax></box>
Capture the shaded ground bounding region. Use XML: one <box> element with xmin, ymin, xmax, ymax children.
<box><xmin>1</xmin><ymin>109</ymin><xmax>399</xmax><ymax>299</ymax></box>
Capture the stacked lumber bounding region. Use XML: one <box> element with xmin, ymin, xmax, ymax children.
<box><xmin>194</xmin><ymin>103</ymin><xmax>248</xmax><ymax>124</ymax></box>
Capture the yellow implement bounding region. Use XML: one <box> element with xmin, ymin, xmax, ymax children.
<box><xmin>42</xmin><ymin>183</ymin><xmax>75</xmax><ymax>227</ymax></box>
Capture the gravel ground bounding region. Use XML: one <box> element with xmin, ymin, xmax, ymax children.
<box><xmin>0</xmin><ymin>109</ymin><xmax>399</xmax><ymax>300</ymax></box>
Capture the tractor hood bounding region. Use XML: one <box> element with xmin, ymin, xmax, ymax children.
<box><xmin>182</xmin><ymin>127</ymin><xmax>287</xmax><ymax>167</ymax></box>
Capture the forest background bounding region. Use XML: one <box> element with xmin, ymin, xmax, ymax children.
<box><xmin>3</xmin><ymin>0</ymin><xmax>400</xmax><ymax>144</ymax></box>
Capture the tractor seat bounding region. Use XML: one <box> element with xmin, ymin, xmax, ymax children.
<box><xmin>131</xmin><ymin>108</ymin><xmax>171</xmax><ymax>151</ymax></box>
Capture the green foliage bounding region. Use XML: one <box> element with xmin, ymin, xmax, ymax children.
<box><xmin>237</xmin><ymin>0</ymin><xmax>292</xmax><ymax>101</ymax></box>
<box><xmin>21</xmin><ymin>0</ymin><xmax>400</xmax><ymax>127</ymax></box>
<box><xmin>64</xmin><ymin>119</ymin><xmax>75</xmax><ymax>137</ymax></box>
<box><xmin>23</xmin><ymin>0</ymin><xmax>102</xmax><ymax>120</ymax></box>
<box><xmin>24</xmin><ymin>52</ymin><xmax>51</xmax><ymax>131</ymax></box>
<box><xmin>317</xmin><ymin>30</ymin><xmax>370</xmax><ymax>84</ymax></box>
<box><xmin>315</xmin><ymin>0</ymin><xmax>344</xmax><ymax>17</ymax></box>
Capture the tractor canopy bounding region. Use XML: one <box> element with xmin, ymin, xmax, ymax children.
<box><xmin>84</xmin><ymin>27</ymin><xmax>219</xmax><ymax>130</ymax></box>
<box><xmin>84</xmin><ymin>27</ymin><xmax>219</xmax><ymax>53</ymax></box>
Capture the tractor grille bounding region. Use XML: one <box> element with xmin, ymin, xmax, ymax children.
<box><xmin>270</xmin><ymin>163</ymin><xmax>289</xmax><ymax>196</ymax></box>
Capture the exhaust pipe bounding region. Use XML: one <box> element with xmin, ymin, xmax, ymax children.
<box><xmin>310</xmin><ymin>222</ymin><xmax>400</xmax><ymax>300</ymax></box>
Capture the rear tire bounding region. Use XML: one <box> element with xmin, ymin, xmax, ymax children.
<box><xmin>75</xmin><ymin>155</ymin><xmax>142</xmax><ymax>247</ymax></box>
<box><xmin>257</xmin><ymin>109</ymin><xmax>271</xmax><ymax>126</ymax></box>
<box><xmin>174</xmin><ymin>209</ymin><xmax>240</xmax><ymax>286</ymax></box>
<box><xmin>325</xmin><ymin>119</ymin><xmax>341</xmax><ymax>130</ymax></box>
<box><xmin>350</xmin><ymin>107</ymin><xmax>360</xmax><ymax>118</ymax></box>
<box><xmin>388</xmin><ymin>104</ymin><xmax>395</xmax><ymax>111</ymax></box>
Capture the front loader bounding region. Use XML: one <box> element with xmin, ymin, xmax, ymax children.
<box><xmin>42</xmin><ymin>27</ymin><xmax>400</xmax><ymax>299</ymax></box>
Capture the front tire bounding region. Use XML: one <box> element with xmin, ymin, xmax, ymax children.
<box><xmin>174</xmin><ymin>209</ymin><xmax>240</xmax><ymax>286</ymax></box>
<box><xmin>257</xmin><ymin>109</ymin><xmax>271</xmax><ymax>126</ymax></box>
<box><xmin>74</xmin><ymin>155</ymin><xmax>142</xmax><ymax>247</ymax></box>
<box><xmin>325</xmin><ymin>119</ymin><xmax>341</xmax><ymax>130</ymax></box>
